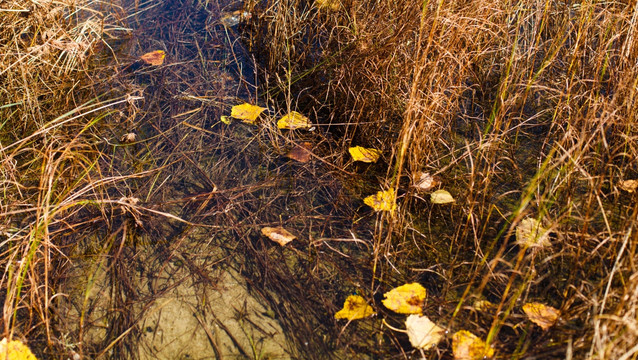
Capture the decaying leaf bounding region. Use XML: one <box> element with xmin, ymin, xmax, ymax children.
<box><xmin>522</xmin><ymin>302</ymin><xmax>560</xmax><ymax>330</ymax></box>
<box><xmin>334</xmin><ymin>295</ymin><xmax>376</xmax><ymax>320</ymax></box>
<box><xmin>230</xmin><ymin>103</ymin><xmax>267</xmax><ymax>124</ymax></box>
<box><xmin>220</xmin><ymin>10</ymin><xmax>251</xmax><ymax>27</ymax></box>
<box><xmin>619</xmin><ymin>179</ymin><xmax>638</xmax><ymax>193</ymax></box>
<box><xmin>405</xmin><ymin>314</ymin><xmax>445</xmax><ymax>349</ymax></box>
<box><xmin>364</xmin><ymin>189</ymin><xmax>397</xmax><ymax>212</ymax></box>
<box><xmin>349</xmin><ymin>146</ymin><xmax>381</xmax><ymax>163</ymax></box>
<box><xmin>515</xmin><ymin>218</ymin><xmax>550</xmax><ymax>248</ymax></box>
<box><xmin>382</xmin><ymin>283</ymin><xmax>426</xmax><ymax>314</ymax></box>
<box><xmin>452</xmin><ymin>330</ymin><xmax>495</xmax><ymax>360</ymax></box>
<box><xmin>414</xmin><ymin>172</ymin><xmax>441</xmax><ymax>191</ymax></box>
<box><xmin>473</xmin><ymin>300</ymin><xmax>496</xmax><ymax>312</ymax></box>
<box><xmin>315</xmin><ymin>0</ymin><xmax>341</xmax><ymax>11</ymax></box>
<box><xmin>287</xmin><ymin>142</ymin><xmax>313</xmax><ymax>163</ymax></box>
<box><xmin>261</xmin><ymin>227</ymin><xmax>296</xmax><ymax>246</ymax></box>
<box><xmin>277</xmin><ymin>111</ymin><xmax>311</xmax><ymax>130</ymax></box>
<box><xmin>431</xmin><ymin>189</ymin><xmax>455</xmax><ymax>204</ymax></box>
<box><xmin>0</xmin><ymin>338</ymin><xmax>39</xmax><ymax>360</ymax></box>
<box><xmin>140</xmin><ymin>50</ymin><xmax>165</xmax><ymax>66</ymax></box>
<box><xmin>121</xmin><ymin>132</ymin><xmax>137</xmax><ymax>143</ymax></box>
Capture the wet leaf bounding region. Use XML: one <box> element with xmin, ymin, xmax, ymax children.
<box><xmin>452</xmin><ymin>330</ymin><xmax>495</xmax><ymax>360</ymax></box>
<box><xmin>405</xmin><ymin>314</ymin><xmax>445</xmax><ymax>349</ymax></box>
<box><xmin>414</xmin><ymin>172</ymin><xmax>441</xmax><ymax>191</ymax></box>
<box><xmin>0</xmin><ymin>338</ymin><xmax>38</xmax><ymax>360</ymax></box>
<box><xmin>287</xmin><ymin>142</ymin><xmax>313</xmax><ymax>163</ymax></box>
<box><xmin>140</xmin><ymin>50</ymin><xmax>165</xmax><ymax>66</ymax></box>
<box><xmin>522</xmin><ymin>302</ymin><xmax>560</xmax><ymax>330</ymax></box>
<box><xmin>431</xmin><ymin>189</ymin><xmax>454</xmax><ymax>204</ymax></box>
<box><xmin>277</xmin><ymin>111</ymin><xmax>311</xmax><ymax>130</ymax></box>
<box><xmin>220</xmin><ymin>115</ymin><xmax>231</xmax><ymax>124</ymax></box>
<box><xmin>619</xmin><ymin>179</ymin><xmax>638</xmax><ymax>193</ymax></box>
<box><xmin>261</xmin><ymin>227</ymin><xmax>296</xmax><ymax>246</ymax></box>
<box><xmin>364</xmin><ymin>189</ymin><xmax>396</xmax><ymax>212</ymax></box>
<box><xmin>382</xmin><ymin>283</ymin><xmax>426</xmax><ymax>314</ymax></box>
<box><xmin>334</xmin><ymin>295</ymin><xmax>376</xmax><ymax>320</ymax></box>
<box><xmin>315</xmin><ymin>0</ymin><xmax>341</xmax><ymax>11</ymax></box>
<box><xmin>231</xmin><ymin>103</ymin><xmax>267</xmax><ymax>124</ymax></box>
<box><xmin>220</xmin><ymin>10</ymin><xmax>251</xmax><ymax>27</ymax></box>
<box><xmin>515</xmin><ymin>218</ymin><xmax>550</xmax><ymax>248</ymax></box>
<box><xmin>349</xmin><ymin>146</ymin><xmax>381</xmax><ymax>163</ymax></box>
<box><xmin>473</xmin><ymin>300</ymin><xmax>496</xmax><ymax>312</ymax></box>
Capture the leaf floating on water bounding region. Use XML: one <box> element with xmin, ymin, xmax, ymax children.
<box><xmin>261</xmin><ymin>227</ymin><xmax>296</xmax><ymax>246</ymax></box>
<box><xmin>382</xmin><ymin>283</ymin><xmax>426</xmax><ymax>314</ymax></box>
<box><xmin>405</xmin><ymin>314</ymin><xmax>445</xmax><ymax>349</ymax></box>
<box><xmin>414</xmin><ymin>172</ymin><xmax>441</xmax><ymax>191</ymax></box>
<box><xmin>430</xmin><ymin>189</ymin><xmax>454</xmax><ymax>204</ymax></box>
<box><xmin>287</xmin><ymin>142</ymin><xmax>313</xmax><ymax>163</ymax></box>
<box><xmin>515</xmin><ymin>218</ymin><xmax>550</xmax><ymax>248</ymax></box>
<box><xmin>334</xmin><ymin>295</ymin><xmax>376</xmax><ymax>320</ymax></box>
<box><xmin>231</xmin><ymin>103</ymin><xmax>267</xmax><ymax>124</ymax></box>
<box><xmin>140</xmin><ymin>50</ymin><xmax>165</xmax><ymax>66</ymax></box>
<box><xmin>619</xmin><ymin>179</ymin><xmax>638</xmax><ymax>193</ymax></box>
<box><xmin>522</xmin><ymin>302</ymin><xmax>560</xmax><ymax>330</ymax></box>
<box><xmin>277</xmin><ymin>111</ymin><xmax>311</xmax><ymax>130</ymax></box>
<box><xmin>452</xmin><ymin>330</ymin><xmax>495</xmax><ymax>360</ymax></box>
<box><xmin>364</xmin><ymin>189</ymin><xmax>396</xmax><ymax>212</ymax></box>
<box><xmin>0</xmin><ymin>338</ymin><xmax>39</xmax><ymax>360</ymax></box>
<box><xmin>349</xmin><ymin>146</ymin><xmax>381</xmax><ymax>163</ymax></box>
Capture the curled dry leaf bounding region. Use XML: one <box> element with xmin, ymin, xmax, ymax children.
<box><xmin>431</xmin><ymin>189</ymin><xmax>455</xmax><ymax>204</ymax></box>
<box><xmin>414</xmin><ymin>172</ymin><xmax>441</xmax><ymax>191</ymax></box>
<box><xmin>261</xmin><ymin>227</ymin><xmax>296</xmax><ymax>246</ymax></box>
<box><xmin>382</xmin><ymin>283</ymin><xmax>426</xmax><ymax>314</ymax></box>
<box><xmin>277</xmin><ymin>111</ymin><xmax>311</xmax><ymax>130</ymax></box>
<box><xmin>522</xmin><ymin>302</ymin><xmax>560</xmax><ymax>330</ymax></box>
<box><xmin>230</xmin><ymin>103</ymin><xmax>267</xmax><ymax>124</ymax></box>
<box><xmin>619</xmin><ymin>179</ymin><xmax>638</xmax><ymax>193</ymax></box>
<box><xmin>140</xmin><ymin>50</ymin><xmax>165</xmax><ymax>65</ymax></box>
<box><xmin>287</xmin><ymin>142</ymin><xmax>313</xmax><ymax>163</ymax></box>
<box><xmin>515</xmin><ymin>218</ymin><xmax>550</xmax><ymax>248</ymax></box>
<box><xmin>405</xmin><ymin>314</ymin><xmax>445</xmax><ymax>349</ymax></box>
<box><xmin>0</xmin><ymin>338</ymin><xmax>39</xmax><ymax>360</ymax></box>
<box><xmin>349</xmin><ymin>146</ymin><xmax>381</xmax><ymax>163</ymax></box>
<box><xmin>334</xmin><ymin>295</ymin><xmax>376</xmax><ymax>320</ymax></box>
<box><xmin>364</xmin><ymin>189</ymin><xmax>396</xmax><ymax>212</ymax></box>
<box><xmin>452</xmin><ymin>330</ymin><xmax>495</xmax><ymax>360</ymax></box>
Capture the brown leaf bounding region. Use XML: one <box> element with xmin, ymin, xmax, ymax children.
<box><xmin>287</xmin><ymin>142</ymin><xmax>313</xmax><ymax>162</ymax></box>
<box><xmin>140</xmin><ymin>50</ymin><xmax>165</xmax><ymax>66</ymax></box>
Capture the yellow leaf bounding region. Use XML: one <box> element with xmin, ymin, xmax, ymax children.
<box><xmin>220</xmin><ymin>115</ymin><xmax>231</xmax><ymax>124</ymax></box>
<box><xmin>364</xmin><ymin>189</ymin><xmax>396</xmax><ymax>212</ymax></box>
<box><xmin>140</xmin><ymin>50</ymin><xmax>165</xmax><ymax>66</ymax></box>
<box><xmin>349</xmin><ymin>146</ymin><xmax>381</xmax><ymax>163</ymax></box>
<box><xmin>522</xmin><ymin>302</ymin><xmax>560</xmax><ymax>330</ymax></box>
<box><xmin>382</xmin><ymin>283</ymin><xmax>426</xmax><ymax>314</ymax></box>
<box><xmin>619</xmin><ymin>179</ymin><xmax>638</xmax><ymax>193</ymax></box>
<box><xmin>315</xmin><ymin>0</ymin><xmax>341</xmax><ymax>11</ymax></box>
<box><xmin>231</xmin><ymin>103</ymin><xmax>267</xmax><ymax>124</ymax></box>
<box><xmin>452</xmin><ymin>330</ymin><xmax>495</xmax><ymax>360</ymax></box>
<box><xmin>277</xmin><ymin>111</ymin><xmax>311</xmax><ymax>130</ymax></box>
<box><xmin>261</xmin><ymin>227</ymin><xmax>296</xmax><ymax>246</ymax></box>
<box><xmin>473</xmin><ymin>300</ymin><xmax>496</xmax><ymax>312</ymax></box>
<box><xmin>515</xmin><ymin>218</ymin><xmax>550</xmax><ymax>248</ymax></box>
<box><xmin>431</xmin><ymin>189</ymin><xmax>454</xmax><ymax>204</ymax></box>
<box><xmin>405</xmin><ymin>314</ymin><xmax>445</xmax><ymax>349</ymax></box>
<box><xmin>334</xmin><ymin>295</ymin><xmax>376</xmax><ymax>320</ymax></box>
<box><xmin>0</xmin><ymin>338</ymin><xmax>39</xmax><ymax>360</ymax></box>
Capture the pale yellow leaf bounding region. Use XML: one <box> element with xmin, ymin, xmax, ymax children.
<box><xmin>414</xmin><ymin>172</ymin><xmax>441</xmax><ymax>191</ymax></box>
<box><xmin>334</xmin><ymin>295</ymin><xmax>376</xmax><ymax>320</ymax></box>
<box><xmin>261</xmin><ymin>227</ymin><xmax>296</xmax><ymax>246</ymax></box>
<box><xmin>405</xmin><ymin>314</ymin><xmax>445</xmax><ymax>349</ymax></box>
<box><xmin>452</xmin><ymin>330</ymin><xmax>495</xmax><ymax>360</ymax></box>
<box><xmin>382</xmin><ymin>283</ymin><xmax>426</xmax><ymax>314</ymax></box>
<box><xmin>220</xmin><ymin>115</ymin><xmax>231</xmax><ymax>124</ymax></box>
<box><xmin>364</xmin><ymin>189</ymin><xmax>396</xmax><ymax>212</ymax></box>
<box><xmin>473</xmin><ymin>300</ymin><xmax>496</xmax><ymax>312</ymax></box>
<box><xmin>349</xmin><ymin>146</ymin><xmax>381</xmax><ymax>163</ymax></box>
<box><xmin>277</xmin><ymin>111</ymin><xmax>311</xmax><ymax>130</ymax></box>
<box><xmin>140</xmin><ymin>50</ymin><xmax>165</xmax><ymax>66</ymax></box>
<box><xmin>0</xmin><ymin>338</ymin><xmax>39</xmax><ymax>360</ymax></box>
<box><xmin>515</xmin><ymin>218</ymin><xmax>550</xmax><ymax>248</ymax></box>
<box><xmin>522</xmin><ymin>302</ymin><xmax>560</xmax><ymax>330</ymax></box>
<box><xmin>231</xmin><ymin>103</ymin><xmax>267</xmax><ymax>124</ymax></box>
<box><xmin>431</xmin><ymin>189</ymin><xmax>454</xmax><ymax>204</ymax></box>
<box><xmin>619</xmin><ymin>179</ymin><xmax>638</xmax><ymax>193</ymax></box>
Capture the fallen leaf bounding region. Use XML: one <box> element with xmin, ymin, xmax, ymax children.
<box><xmin>220</xmin><ymin>10</ymin><xmax>251</xmax><ymax>27</ymax></box>
<box><xmin>364</xmin><ymin>189</ymin><xmax>397</xmax><ymax>212</ymax></box>
<box><xmin>349</xmin><ymin>146</ymin><xmax>381</xmax><ymax>163</ymax></box>
<box><xmin>473</xmin><ymin>300</ymin><xmax>496</xmax><ymax>312</ymax></box>
<box><xmin>334</xmin><ymin>295</ymin><xmax>376</xmax><ymax>320</ymax></box>
<box><xmin>452</xmin><ymin>330</ymin><xmax>495</xmax><ymax>360</ymax></box>
<box><xmin>619</xmin><ymin>179</ymin><xmax>638</xmax><ymax>193</ymax></box>
<box><xmin>405</xmin><ymin>314</ymin><xmax>445</xmax><ymax>349</ymax></box>
<box><xmin>277</xmin><ymin>111</ymin><xmax>311</xmax><ymax>130</ymax></box>
<box><xmin>261</xmin><ymin>227</ymin><xmax>296</xmax><ymax>246</ymax></box>
<box><xmin>0</xmin><ymin>338</ymin><xmax>39</xmax><ymax>360</ymax></box>
<box><xmin>382</xmin><ymin>283</ymin><xmax>426</xmax><ymax>314</ymax></box>
<box><xmin>522</xmin><ymin>302</ymin><xmax>560</xmax><ymax>330</ymax></box>
<box><xmin>414</xmin><ymin>172</ymin><xmax>441</xmax><ymax>191</ymax></box>
<box><xmin>431</xmin><ymin>189</ymin><xmax>454</xmax><ymax>204</ymax></box>
<box><xmin>515</xmin><ymin>218</ymin><xmax>550</xmax><ymax>248</ymax></box>
<box><xmin>220</xmin><ymin>115</ymin><xmax>231</xmax><ymax>124</ymax></box>
<box><xmin>231</xmin><ymin>103</ymin><xmax>267</xmax><ymax>124</ymax></box>
<box><xmin>287</xmin><ymin>142</ymin><xmax>313</xmax><ymax>162</ymax></box>
<box><xmin>140</xmin><ymin>50</ymin><xmax>165</xmax><ymax>66</ymax></box>
<box><xmin>315</xmin><ymin>0</ymin><xmax>340</xmax><ymax>10</ymax></box>
<box><xmin>121</xmin><ymin>133</ymin><xmax>137</xmax><ymax>143</ymax></box>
